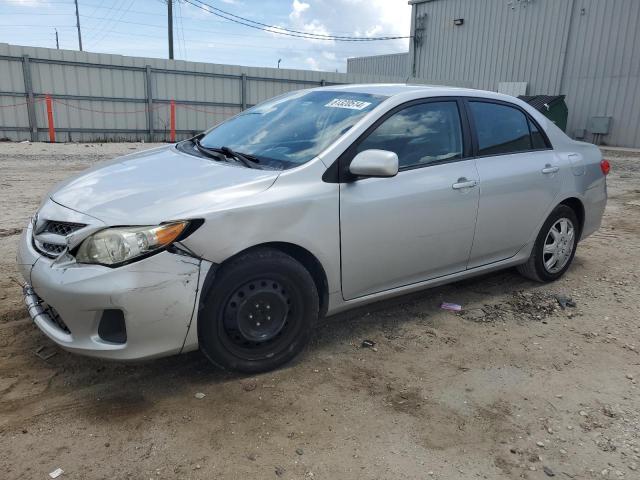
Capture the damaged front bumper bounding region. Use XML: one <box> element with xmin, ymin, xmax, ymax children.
<box><xmin>18</xmin><ymin>222</ymin><xmax>212</xmax><ymax>360</ymax></box>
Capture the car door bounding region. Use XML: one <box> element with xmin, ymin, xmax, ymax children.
<box><xmin>339</xmin><ymin>99</ymin><xmax>480</xmax><ymax>300</ymax></box>
<box><xmin>464</xmin><ymin>99</ymin><xmax>562</xmax><ymax>269</ymax></box>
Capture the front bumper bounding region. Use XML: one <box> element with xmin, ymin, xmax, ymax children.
<box><xmin>18</xmin><ymin>222</ymin><xmax>211</xmax><ymax>360</ymax></box>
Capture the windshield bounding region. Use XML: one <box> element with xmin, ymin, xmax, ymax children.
<box><xmin>199</xmin><ymin>90</ymin><xmax>386</xmax><ymax>166</ymax></box>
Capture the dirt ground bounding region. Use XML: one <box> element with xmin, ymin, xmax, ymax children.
<box><xmin>1</xmin><ymin>142</ymin><xmax>639</xmax><ymax>480</ymax></box>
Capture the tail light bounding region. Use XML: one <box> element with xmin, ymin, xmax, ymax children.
<box><xmin>600</xmin><ymin>159</ymin><xmax>611</xmax><ymax>175</ymax></box>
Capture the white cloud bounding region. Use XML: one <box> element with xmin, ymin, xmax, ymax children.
<box><xmin>279</xmin><ymin>0</ymin><xmax>411</xmax><ymax>72</ymax></box>
<box><xmin>5</xmin><ymin>0</ymin><xmax>43</xmax><ymax>6</ymax></box>
<box><xmin>300</xmin><ymin>19</ymin><xmax>334</xmax><ymax>45</ymax></box>
<box><xmin>290</xmin><ymin>0</ymin><xmax>310</xmax><ymax>21</ymax></box>
<box><xmin>321</xmin><ymin>51</ymin><xmax>336</xmax><ymax>61</ymax></box>
<box><xmin>305</xmin><ymin>57</ymin><xmax>320</xmax><ymax>70</ymax></box>
<box><xmin>365</xmin><ymin>25</ymin><xmax>383</xmax><ymax>37</ymax></box>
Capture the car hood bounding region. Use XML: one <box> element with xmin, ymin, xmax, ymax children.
<box><xmin>50</xmin><ymin>145</ymin><xmax>280</xmax><ymax>225</ymax></box>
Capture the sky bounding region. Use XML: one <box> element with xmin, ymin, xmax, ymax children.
<box><xmin>0</xmin><ymin>0</ymin><xmax>411</xmax><ymax>72</ymax></box>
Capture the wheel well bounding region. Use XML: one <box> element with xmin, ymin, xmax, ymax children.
<box><xmin>223</xmin><ymin>242</ymin><xmax>329</xmax><ymax>318</ymax></box>
<box><xmin>559</xmin><ymin>197</ymin><xmax>585</xmax><ymax>237</ymax></box>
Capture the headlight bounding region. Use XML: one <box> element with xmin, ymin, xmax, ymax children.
<box><xmin>75</xmin><ymin>221</ymin><xmax>189</xmax><ymax>265</ymax></box>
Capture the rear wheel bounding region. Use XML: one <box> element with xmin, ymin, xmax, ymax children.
<box><xmin>517</xmin><ymin>205</ymin><xmax>579</xmax><ymax>282</ymax></box>
<box><xmin>199</xmin><ymin>248</ymin><xmax>319</xmax><ymax>373</ymax></box>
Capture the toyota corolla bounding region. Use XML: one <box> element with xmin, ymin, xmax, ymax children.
<box><xmin>17</xmin><ymin>85</ymin><xmax>608</xmax><ymax>372</ymax></box>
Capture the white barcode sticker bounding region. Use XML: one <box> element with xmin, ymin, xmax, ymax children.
<box><xmin>325</xmin><ymin>98</ymin><xmax>372</xmax><ymax>110</ymax></box>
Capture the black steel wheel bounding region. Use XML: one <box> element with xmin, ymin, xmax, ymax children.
<box><xmin>199</xmin><ymin>248</ymin><xmax>319</xmax><ymax>373</ymax></box>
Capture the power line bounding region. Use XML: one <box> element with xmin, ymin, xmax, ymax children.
<box><xmin>189</xmin><ymin>0</ymin><xmax>409</xmax><ymax>40</ymax></box>
<box><xmin>1</xmin><ymin>0</ymin><xmax>408</xmax><ymax>41</ymax></box>
<box><xmin>83</xmin><ymin>0</ymin><xmax>129</xmax><ymax>44</ymax></box>
<box><xmin>87</xmin><ymin>0</ymin><xmax>137</xmax><ymax>47</ymax></box>
<box><xmin>183</xmin><ymin>0</ymin><xmax>411</xmax><ymax>42</ymax></box>
<box><xmin>92</xmin><ymin>1</ymin><xmax>139</xmax><ymax>48</ymax></box>
<box><xmin>75</xmin><ymin>14</ymin><xmax>390</xmax><ymax>45</ymax></box>
<box><xmin>82</xmin><ymin>29</ymin><xmax>390</xmax><ymax>57</ymax></box>
<box><xmin>75</xmin><ymin>1</ymin><xmax>181</xmax><ymax>19</ymax></box>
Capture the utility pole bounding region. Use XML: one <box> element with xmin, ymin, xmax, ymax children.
<box><xmin>55</xmin><ymin>28</ymin><xmax>59</xmax><ymax>49</ymax></box>
<box><xmin>168</xmin><ymin>0</ymin><xmax>174</xmax><ymax>59</ymax></box>
<box><xmin>74</xmin><ymin>0</ymin><xmax>83</xmax><ymax>51</ymax></box>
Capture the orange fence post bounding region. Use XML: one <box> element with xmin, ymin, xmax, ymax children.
<box><xmin>45</xmin><ymin>94</ymin><xmax>55</xmax><ymax>143</ymax></box>
<box><xmin>170</xmin><ymin>99</ymin><xmax>176</xmax><ymax>143</ymax></box>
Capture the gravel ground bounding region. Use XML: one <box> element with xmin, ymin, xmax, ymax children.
<box><xmin>0</xmin><ymin>142</ymin><xmax>639</xmax><ymax>480</ymax></box>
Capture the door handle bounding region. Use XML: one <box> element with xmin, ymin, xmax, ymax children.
<box><xmin>541</xmin><ymin>165</ymin><xmax>560</xmax><ymax>174</ymax></box>
<box><xmin>452</xmin><ymin>179</ymin><xmax>478</xmax><ymax>190</ymax></box>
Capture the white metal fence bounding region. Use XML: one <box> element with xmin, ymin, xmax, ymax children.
<box><xmin>0</xmin><ymin>43</ymin><xmax>417</xmax><ymax>143</ymax></box>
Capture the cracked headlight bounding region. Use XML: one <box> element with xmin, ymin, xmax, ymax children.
<box><xmin>75</xmin><ymin>222</ymin><xmax>189</xmax><ymax>266</ymax></box>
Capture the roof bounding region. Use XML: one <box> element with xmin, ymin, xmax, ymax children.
<box><xmin>319</xmin><ymin>84</ymin><xmax>531</xmax><ymax>106</ymax></box>
<box><xmin>518</xmin><ymin>95</ymin><xmax>566</xmax><ymax>111</ymax></box>
<box><xmin>321</xmin><ymin>83</ymin><xmax>485</xmax><ymax>97</ymax></box>
<box><xmin>346</xmin><ymin>52</ymin><xmax>409</xmax><ymax>61</ymax></box>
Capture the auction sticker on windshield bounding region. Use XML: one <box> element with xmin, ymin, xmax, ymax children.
<box><xmin>325</xmin><ymin>98</ymin><xmax>372</xmax><ymax>110</ymax></box>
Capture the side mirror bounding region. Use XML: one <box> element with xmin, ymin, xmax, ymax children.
<box><xmin>349</xmin><ymin>149</ymin><xmax>399</xmax><ymax>178</ymax></box>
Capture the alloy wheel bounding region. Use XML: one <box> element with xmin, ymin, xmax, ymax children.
<box><xmin>542</xmin><ymin>218</ymin><xmax>575</xmax><ymax>274</ymax></box>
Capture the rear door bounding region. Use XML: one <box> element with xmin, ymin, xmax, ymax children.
<box><xmin>464</xmin><ymin>99</ymin><xmax>562</xmax><ymax>268</ymax></box>
<box><xmin>339</xmin><ymin>98</ymin><xmax>480</xmax><ymax>300</ymax></box>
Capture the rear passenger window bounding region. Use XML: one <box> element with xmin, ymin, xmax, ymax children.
<box><xmin>357</xmin><ymin>101</ymin><xmax>463</xmax><ymax>169</ymax></box>
<box><xmin>469</xmin><ymin>102</ymin><xmax>532</xmax><ymax>155</ymax></box>
<box><xmin>529</xmin><ymin>119</ymin><xmax>548</xmax><ymax>149</ymax></box>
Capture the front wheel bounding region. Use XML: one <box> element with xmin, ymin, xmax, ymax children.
<box><xmin>517</xmin><ymin>205</ymin><xmax>579</xmax><ymax>282</ymax></box>
<box><xmin>198</xmin><ymin>248</ymin><xmax>319</xmax><ymax>373</ymax></box>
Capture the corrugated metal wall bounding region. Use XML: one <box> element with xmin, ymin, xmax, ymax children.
<box><xmin>0</xmin><ymin>43</ymin><xmax>415</xmax><ymax>143</ymax></box>
<box><xmin>560</xmin><ymin>0</ymin><xmax>640</xmax><ymax>148</ymax></box>
<box><xmin>410</xmin><ymin>0</ymin><xmax>572</xmax><ymax>94</ymax></box>
<box><xmin>347</xmin><ymin>53</ymin><xmax>409</xmax><ymax>77</ymax></box>
<box><xmin>409</xmin><ymin>0</ymin><xmax>640</xmax><ymax>148</ymax></box>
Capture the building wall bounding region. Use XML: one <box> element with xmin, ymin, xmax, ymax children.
<box><xmin>408</xmin><ymin>0</ymin><xmax>640</xmax><ymax>148</ymax></box>
<box><xmin>0</xmin><ymin>43</ymin><xmax>416</xmax><ymax>143</ymax></box>
<box><xmin>560</xmin><ymin>0</ymin><xmax>640</xmax><ymax>147</ymax></box>
<box><xmin>347</xmin><ymin>53</ymin><xmax>409</xmax><ymax>77</ymax></box>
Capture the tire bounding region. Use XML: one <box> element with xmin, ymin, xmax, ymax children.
<box><xmin>517</xmin><ymin>205</ymin><xmax>579</xmax><ymax>283</ymax></box>
<box><xmin>198</xmin><ymin>248</ymin><xmax>319</xmax><ymax>373</ymax></box>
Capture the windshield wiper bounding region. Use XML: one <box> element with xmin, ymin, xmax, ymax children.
<box><xmin>193</xmin><ymin>138</ymin><xmax>226</xmax><ymax>161</ymax></box>
<box><xmin>219</xmin><ymin>146</ymin><xmax>261</xmax><ymax>169</ymax></box>
<box><xmin>190</xmin><ymin>135</ymin><xmax>261</xmax><ymax>169</ymax></box>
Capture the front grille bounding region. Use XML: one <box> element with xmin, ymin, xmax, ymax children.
<box><xmin>33</xmin><ymin>219</ymin><xmax>86</xmax><ymax>258</ymax></box>
<box><xmin>41</xmin><ymin>242</ymin><xmax>66</xmax><ymax>255</ymax></box>
<box><xmin>43</xmin><ymin>221</ymin><xmax>86</xmax><ymax>236</ymax></box>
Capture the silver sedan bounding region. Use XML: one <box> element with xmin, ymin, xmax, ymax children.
<box><xmin>17</xmin><ymin>85</ymin><xmax>608</xmax><ymax>372</ymax></box>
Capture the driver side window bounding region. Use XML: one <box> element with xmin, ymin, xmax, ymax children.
<box><xmin>357</xmin><ymin>101</ymin><xmax>463</xmax><ymax>170</ymax></box>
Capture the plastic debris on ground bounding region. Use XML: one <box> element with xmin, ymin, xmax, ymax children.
<box><xmin>194</xmin><ymin>392</ymin><xmax>206</xmax><ymax>399</ymax></box>
<box><xmin>554</xmin><ymin>295</ymin><xmax>576</xmax><ymax>310</ymax></box>
<box><xmin>35</xmin><ymin>345</ymin><xmax>57</xmax><ymax>361</ymax></box>
<box><xmin>49</xmin><ymin>468</ymin><xmax>64</xmax><ymax>478</ymax></box>
<box><xmin>440</xmin><ymin>302</ymin><xmax>463</xmax><ymax>312</ymax></box>
<box><xmin>361</xmin><ymin>339</ymin><xmax>378</xmax><ymax>352</ymax></box>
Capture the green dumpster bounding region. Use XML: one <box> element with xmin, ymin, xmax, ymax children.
<box><xmin>518</xmin><ymin>95</ymin><xmax>568</xmax><ymax>132</ymax></box>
